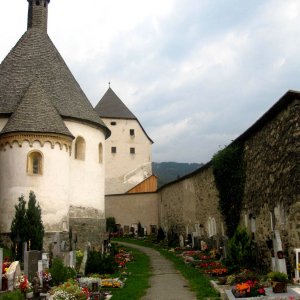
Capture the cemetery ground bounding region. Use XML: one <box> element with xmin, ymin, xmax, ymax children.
<box><xmin>1</xmin><ymin>230</ymin><xmax>300</xmax><ymax>300</ymax></box>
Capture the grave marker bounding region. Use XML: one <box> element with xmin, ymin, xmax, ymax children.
<box><xmin>6</xmin><ymin>261</ymin><xmax>21</xmax><ymax>291</ymax></box>
<box><xmin>24</xmin><ymin>250</ymin><xmax>42</xmax><ymax>281</ymax></box>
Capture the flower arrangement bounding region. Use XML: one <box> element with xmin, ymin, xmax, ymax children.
<box><xmin>232</xmin><ymin>280</ymin><xmax>265</xmax><ymax>298</ymax></box>
<box><xmin>41</xmin><ymin>270</ymin><xmax>52</xmax><ymax>283</ymax></box>
<box><xmin>2</xmin><ymin>257</ymin><xmax>11</xmax><ymax>275</ymax></box>
<box><xmin>267</xmin><ymin>271</ymin><xmax>289</xmax><ymax>283</ymax></box>
<box><xmin>15</xmin><ymin>274</ymin><xmax>32</xmax><ymax>293</ymax></box>
<box><xmin>50</xmin><ymin>279</ymin><xmax>90</xmax><ymax>300</ymax></box>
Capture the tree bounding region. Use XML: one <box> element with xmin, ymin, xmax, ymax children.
<box><xmin>26</xmin><ymin>191</ymin><xmax>44</xmax><ymax>250</ymax></box>
<box><xmin>10</xmin><ymin>191</ymin><xmax>44</xmax><ymax>258</ymax></box>
<box><xmin>10</xmin><ymin>195</ymin><xmax>28</xmax><ymax>259</ymax></box>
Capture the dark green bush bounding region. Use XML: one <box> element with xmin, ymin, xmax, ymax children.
<box><xmin>49</xmin><ymin>257</ymin><xmax>76</xmax><ymax>285</ymax></box>
<box><xmin>85</xmin><ymin>251</ymin><xmax>118</xmax><ymax>275</ymax></box>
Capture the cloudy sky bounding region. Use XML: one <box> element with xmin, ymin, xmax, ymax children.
<box><xmin>1</xmin><ymin>1</ymin><xmax>299</xmax><ymax>164</ymax></box>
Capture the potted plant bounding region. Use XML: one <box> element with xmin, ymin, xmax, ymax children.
<box><xmin>267</xmin><ymin>271</ymin><xmax>289</xmax><ymax>293</ymax></box>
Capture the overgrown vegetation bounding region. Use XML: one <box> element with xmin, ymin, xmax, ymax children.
<box><xmin>212</xmin><ymin>144</ymin><xmax>245</xmax><ymax>237</ymax></box>
<box><xmin>106</xmin><ymin>217</ymin><xmax>118</xmax><ymax>233</ymax></box>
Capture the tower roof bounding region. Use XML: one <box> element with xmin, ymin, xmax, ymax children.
<box><xmin>0</xmin><ymin>1</ymin><xmax>110</xmax><ymax>138</ymax></box>
<box><xmin>95</xmin><ymin>87</ymin><xmax>154</xmax><ymax>144</ymax></box>
<box><xmin>95</xmin><ymin>87</ymin><xmax>137</xmax><ymax>119</ymax></box>
<box><xmin>1</xmin><ymin>80</ymin><xmax>73</xmax><ymax>138</ymax></box>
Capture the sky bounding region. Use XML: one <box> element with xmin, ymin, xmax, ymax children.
<box><xmin>0</xmin><ymin>1</ymin><xmax>300</xmax><ymax>164</ymax></box>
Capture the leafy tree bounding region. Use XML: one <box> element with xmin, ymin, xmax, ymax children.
<box><xmin>10</xmin><ymin>195</ymin><xmax>28</xmax><ymax>259</ymax></box>
<box><xmin>26</xmin><ymin>191</ymin><xmax>44</xmax><ymax>250</ymax></box>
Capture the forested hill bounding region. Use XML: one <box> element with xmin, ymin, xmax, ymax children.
<box><xmin>152</xmin><ymin>162</ymin><xmax>203</xmax><ymax>188</ymax></box>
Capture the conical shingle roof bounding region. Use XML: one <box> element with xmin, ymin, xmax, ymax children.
<box><xmin>95</xmin><ymin>87</ymin><xmax>137</xmax><ymax>119</ymax></box>
<box><xmin>1</xmin><ymin>80</ymin><xmax>73</xmax><ymax>137</ymax></box>
<box><xmin>0</xmin><ymin>28</ymin><xmax>110</xmax><ymax>138</ymax></box>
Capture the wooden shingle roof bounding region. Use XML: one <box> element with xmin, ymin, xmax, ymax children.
<box><xmin>0</xmin><ymin>28</ymin><xmax>110</xmax><ymax>138</ymax></box>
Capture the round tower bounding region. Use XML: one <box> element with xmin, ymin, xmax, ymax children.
<box><xmin>27</xmin><ymin>0</ymin><xmax>50</xmax><ymax>32</ymax></box>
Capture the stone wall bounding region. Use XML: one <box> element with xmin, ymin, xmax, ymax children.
<box><xmin>241</xmin><ymin>97</ymin><xmax>300</xmax><ymax>271</ymax></box>
<box><xmin>159</xmin><ymin>165</ymin><xmax>224</xmax><ymax>239</ymax></box>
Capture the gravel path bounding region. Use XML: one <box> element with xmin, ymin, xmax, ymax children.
<box><xmin>116</xmin><ymin>242</ymin><xmax>197</xmax><ymax>300</ymax></box>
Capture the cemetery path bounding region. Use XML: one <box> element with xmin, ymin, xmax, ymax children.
<box><xmin>115</xmin><ymin>242</ymin><xmax>198</xmax><ymax>300</ymax></box>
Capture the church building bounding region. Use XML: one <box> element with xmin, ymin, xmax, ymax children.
<box><xmin>0</xmin><ymin>0</ymin><xmax>110</xmax><ymax>249</ymax></box>
<box><xmin>95</xmin><ymin>87</ymin><xmax>154</xmax><ymax>195</ymax></box>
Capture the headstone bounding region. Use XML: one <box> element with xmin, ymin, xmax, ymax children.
<box><xmin>38</xmin><ymin>260</ymin><xmax>43</xmax><ymax>286</ymax></box>
<box><xmin>52</xmin><ymin>233</ymin><xmax>61</xmax><ymax>258</ymax></box>
<box><xmin>0</xmin><ymin>248</ymin><xmax>3</xmax><ymax>291</ymax></box>
<box><xmin>272</xmin><ymin>230</ymin><xmax>287</xmax><ymax>274</ymax></box>
<box><xmin>295</xmin><ymin>248</ymin><xmax>300</xmax><ymax>282</ymax></box>
<box><xmin>42</xmin><ymin>253</ymin><xmax>49</xmax><ymax>269</ymax></box>
<box><xmin>6</xmin><ymin>261</ymin><xmax>21</xmax><ymax>291</ymax></box>
<box><xmin>179</xmin><ymin>235</ymin><xmax>184</xmax><ymax>248</ymax></box>
<box><xmin>24</xmin><ymin>250</ymin><xmax>42</xmax><ymax>281</ymax></box>
<box><xmin>61</xmin><ymin>241</ymin><xmax>66</xmax><ymax>252</ymax></box>
<box><xmin>69</xmin><ymin>251</ymin><xmax>76</xmax><ymax>268</ymax></box>
<box><xmin>79</xmin><ymin>248</ymin><xmax>89</xmax><ymax>275</ymax></box>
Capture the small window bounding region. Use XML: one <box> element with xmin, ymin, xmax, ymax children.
<box><xmin>99</xmin><ymin>143</ymin><xmax>103</xmax><ymax>163</ymax></box>
<box><xmin>27</xmin><ymin>151</ymin><xmax>43</xmax><ymax>175</ymax></box>
<box><xmin>110</xmin><ymin>121</ymin><xmax>117</xmax><ymax>126</ymax></box>
<box><xmin>130</xmin><ymin>129</ymin><xmax>135</xmax><ymax>136</ymax></box>
<box><xmin>130</xmin><ymin>147</ymin><xmax>135</xmax><ymax>154</ymax></box>
<box><xmin>75</xmin><ymin>137</ymin><xmax>86</xmax><ymax>160</ymax></box>
<box><xmin>111</xmin><ymin>147</ymin><xmax>117</xmax><ymax>154</ymax></box>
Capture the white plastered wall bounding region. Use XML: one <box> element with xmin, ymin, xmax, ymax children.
<box><xmin>66</xmin><ymin>120</ymin><xmax>106</xmax><ymax>215</ymax></box>
<box><xmin>0</xmin><ymin>140</ymin><xmax>70</xmax><ymax>232</ymax></box>
<box><xmin>103</xmin><ymin>118</ymin><xmax>152</xmax><ymax>194</ymax></box>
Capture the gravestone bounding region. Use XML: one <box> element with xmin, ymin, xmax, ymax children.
<box><xmin>79</xmin><ymin>247</ymin><xmax>89</xmax><ymax>275</ymax></box>
<box><xmin>6</xmin><ymin>261</ymin><xmax>21</xmax><ymax>291</ymax></box>
<box><xmin>38</xmin><ymin>260</ymin><xmax>43</xmax><ymax>286</ymax></box>
<box><xmin>272</xmin><ymin>230</ymin><xmax>287</xmax><ymax>274</ymax></box>
<box><xmin>52</xmin><ymin>233</ymin><xmax>61</xmax><ymax>258</ymax></box>
<box><xmin>179</xmin><ymin>235</ymin><xmax>184</xmax><ymax>248</ymax></box>
<box><xmin>0</xmin><ymin>248</ymin><xmax>2</xmax><ymax>291</ymax></box>
<box><xmin>24</xmin><ymin>250</ymin><xmax>42</xmax><ymax>281</ymax></box>
<box><xmin>42</xmin><ymin>253</ymin><xmax>49</xmax><ymax>269</ymax></box>
<box><xmin>295</xmin><ymin>248</ymin><xmax>300</xmax><ymax>282</ymax></box>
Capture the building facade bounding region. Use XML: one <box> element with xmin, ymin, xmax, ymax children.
<box><xmin>0</xmin><ymin>0</ymin><xmax>110</xmax><ymax>249</ymax></box>
<box><xmin>95</xmin><ymin>87</ymin><xmax>153</xmax><ymax>194</ymax></box>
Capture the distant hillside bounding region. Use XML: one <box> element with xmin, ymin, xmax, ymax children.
<box><xmin>152</xmin><ymin>162</ymin><xmax>203</xmax><ymax>188</ymax></box>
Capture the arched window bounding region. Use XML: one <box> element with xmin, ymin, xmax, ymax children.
<box><xmin>98</xmin><ymin>143</ymin><xmax>103</xmax><ymax>163</ymax></box>
<box><xmin>27</xmin><ymin>151</ymin><xmax>43</xmax><ymax>175</ymax></box>
<box><xmin>75</xmin><ymin>137</ymin><xmax>86</xmax><ymax>160</ymax></box>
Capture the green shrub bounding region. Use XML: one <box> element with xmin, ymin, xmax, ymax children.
<box><xmin>267</xmin><ymin>271</ymin><xmax>289</xmax><ymax>282</ymax></box>
<box><xmin>49</xmin><ymin>258</ymin><xmax>76</xmax><ymax>285</ymax></box>
<box><xmin>85</xmin><ymin>251</ymin><xmax>118</xmax><ymax>275</ymax></box>
<box><xmin>226</xmin><ymin>226</ymin><xmax>252</xmax><ymax>271</ymax></box>
<box><xmin>0</xmin><ymin>290</ymin><xmax>24</xmax><ymax>300</ymax></box>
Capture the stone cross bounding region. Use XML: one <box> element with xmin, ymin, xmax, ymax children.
<box><xmin>0</xmin><ymin>248</ymin><xmax>3</xmax><ymax>291</ymax></box>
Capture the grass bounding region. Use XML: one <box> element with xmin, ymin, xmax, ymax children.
<box><xmin>110</xmin><ymin>246</ymin><xmax>151</xmax><ymax>300</ymax></box>
<box><xmin>113</xmin><ymin>237</ymin><xmax>220</xmax><ymax>300</ymax></box>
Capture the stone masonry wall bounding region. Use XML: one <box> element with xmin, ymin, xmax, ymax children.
<box><xmin>242</xmin><ymin>98</ymin><xmax>300</xmax><ymax>271</ymax></box>
<box><xmin>159</xmin><ymin>165</ymin><xmax>224</xmax><ymax>239</ymax></box>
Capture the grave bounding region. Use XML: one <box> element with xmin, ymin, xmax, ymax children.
<box><xmin>295</xmin><ymin>248</ymin><xmax>300</xmax><ymax>282</ymax></box>
<box><xmin>6</xmin><ymin>261</ymin><xmax>21</xmax><ymax>291</ymax></box>
<box><xmin>272</xmin><ymin>230</ymin><xmax>287</xmax><ymax>274</ymax></box>
<box><xmin>24</xmin><ymin>250</ymin><xmax>42</xmax><ymax>281</ymax></box>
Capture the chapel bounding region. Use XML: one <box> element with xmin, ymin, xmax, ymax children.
<box><xmin>0</xmin><ymin>0</ymin><xmax>110</xmax><ymax>248</ymax></box>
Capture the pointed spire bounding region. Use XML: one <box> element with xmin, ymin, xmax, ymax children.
<box><xmin>27</xmin><ymin>0</ymin><xmax>50</xmax><ymax>32</ymax></box>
